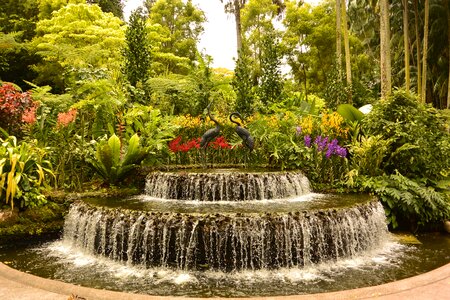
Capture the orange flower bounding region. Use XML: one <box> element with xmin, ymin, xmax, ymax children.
<box><xmin>57</xmin><ymin>108</ymin><xmax>77</xmax><ymax>128</ymax></box>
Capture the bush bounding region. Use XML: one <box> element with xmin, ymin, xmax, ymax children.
<box><xmin>87</xmin><ymin>134</ymin><xmax>147</xmax><ymax>185</ymax></box>
<box><xmin>0</xmin><ymin>136</ymin><xmax>54</xmax><ymax>209</ymax></box>
<box><xmin>0</xmin><ymin>82</ymin><xmax>38</xmax><ymax>136</ymax></box>
<box><xmin>362</xmin><ymin>90</ymin><xmax>450</xmax><ymax>181</ymax></box>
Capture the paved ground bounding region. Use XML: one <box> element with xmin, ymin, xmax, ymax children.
<box><xmin>0</xmin><ymin>262</ymin><xmax>449</xmax><ymax>300</ymax></box>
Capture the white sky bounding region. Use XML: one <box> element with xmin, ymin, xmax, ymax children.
<box><xmin>123</xmin><ymin>0</ymin><xmax>320</xmax><ymax>70</ymax></box>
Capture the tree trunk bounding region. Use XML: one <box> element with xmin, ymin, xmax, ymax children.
<box><xmin>380</xmin><ymin>0</ymin><xmax>392</xmax><ymax>99</ymax></box>
<box><xmin>402</xmin><ymin>0</ymin><xmax>410</xmax><ymax>92</ymax></box>
<box><xmin>341</xmin><ymin>0</ymin><xmax>352</xmax><ymax>103</ymax></box>
<box><xmin>446</xmin><ymin>0</ymin><xmax>450</xmax><ymax>109</ymax></box>
<box><xmin>421</xmin><ymin>0</ymin><xmax>429</xmax><ymax>103</ymax></box>
<box><xmin>414</xmin><ymin>0</ymin><xmax>421</xmax><ymax>97</ymax></box>
<box><xmin>336</xmin><ymin>0</ymin><xmax>342</xmax><ymax>80</ymax></box>
<box><xmin>234</xmin><ymin>0</ymin><xmax>243</xmax><ymax>56</ymax></box>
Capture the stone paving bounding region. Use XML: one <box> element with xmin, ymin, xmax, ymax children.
<box><xmin>0</xmin><ymin>262</ymin><xmax>448</xmax><ymax>300</ymax></box>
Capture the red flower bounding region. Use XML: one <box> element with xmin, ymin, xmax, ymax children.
<box><xmin>169</xmin><ymin>136</ymin><xmax>182</xmax><ymax>152</ymax></box>
<box><xmin>211</xmin><ymin>136</ymin><xmax>232</xmax><ymax>149</ymax></box>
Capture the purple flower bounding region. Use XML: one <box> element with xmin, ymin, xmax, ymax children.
<box><xmin>304</xmin><ymin>135</ymin><xmax>312</xmax><ymax>147</ymax></box>
<box><xmin>296</xmin><ymin>126</ymin><xmax>302</xmax><ymax>136</ymax></box>
<box><xmin>335</xmin><ymin>146</ymin><xmax>347</xmax><ymax>158</ymax></box>
<box><xmin>325</xmin><ymin>139</ymin><xmax>339</xmax><ymax>159</ymax></box>
<box><xmin>314</xmin><ymin>136</ymin><xmax>328</xmax><ymax>152</ymax></box>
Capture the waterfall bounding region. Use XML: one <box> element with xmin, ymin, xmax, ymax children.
<box><xmin>63</xmin><ymin>200</ymin><xmax>388</xmax><ymax>271</ymax></box>
<box><xmin>145</xmin><ymin>171</ymin><xmax>311</xmax><ymax>201</ymax></box>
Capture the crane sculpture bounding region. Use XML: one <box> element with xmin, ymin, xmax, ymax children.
<box><xmin>229</xmin><ymin>112</ymin><xmax>254</xmax><ymax>151</ymax></box>
<box><xmin>200</xmin><ymin>102</ymin><xmax>221</xmax><ymax>149</ymax></box>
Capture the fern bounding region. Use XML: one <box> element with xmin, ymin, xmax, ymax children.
<box><xmin>350</xmin><ymin>171</ymin><xmax>450</xmax><ymax>229</ymax></box>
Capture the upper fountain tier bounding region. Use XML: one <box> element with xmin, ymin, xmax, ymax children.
<box><xmin>145</xmin><ymin>169</ymin><xmax>311</xmax><ymax>201</ymax></box>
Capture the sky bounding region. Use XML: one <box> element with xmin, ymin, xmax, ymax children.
<box><xmin>123</xmin><ymin>0</ymin><xmax>320</xmax><ymax>70</ymax></box>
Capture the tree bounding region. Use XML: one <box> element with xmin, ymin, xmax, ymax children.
<box><xmin>336</xmin><ymin>0</ymin><xmax>342</xmax><ymax>79</ymax></box>
<box><xmin>413</xmin><ymin>0</ymin><xmax>421</xmax><ymax>97</ymax></box>
<box><xmin>123</xmin><ymin>8</ymin><xmax>151</xmax><ymax>90</ymax></box>
<box><xmin>341</xmin><ymin>0</ymin><xmax>352</xmax><ymax>102</ymax></box>
<box><xmin>258</xmin><ymin>28</ymin><xmax>283</xmax><ymax>107</ymax></box>
<box><xmin>379</xmin><ymin>0</ymin><xmax>392</xmax><ymax>99</ymax></box>
<box><xmin>421</xmin><ymin>0</ymin><xmax>429</xmax><ymax>103</ymax></box>
<box><xmin>31</xmin><ymin>3</ymin><xmax>125</xmax><ymax>91</ymax></box>
<box><xmin>220</xmin><ymin>0</ymin><xmax>247</xmax><ymax>56</ymax></box>
<box><xmin>232</xmin><ymin>50</ymin><xmax>255</xmax><ymax>116</ymax></box>
<box><xmin>147</xmin><ymin>0</ymin><xmax>205</xmax><ymax>74</ymax></box>
<box><xmin>402</xmin><ymin>0</ymin><xmax>410</xmax><ymax>92</ymax></box>
<box><xmin>447</xmin><ymin>0</ymin><xmax>450</xmax><ymax>109</ymax></box>
<box><xmin>87</xmin><ymin>0</ymin><xmax>124</xmax><ymax>19</ymax></box>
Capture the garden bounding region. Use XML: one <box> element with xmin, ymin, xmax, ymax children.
<box><xmin>0</xmin><ymin>0</ymin><xmax>449</xmax><ymax>297</ymax></box>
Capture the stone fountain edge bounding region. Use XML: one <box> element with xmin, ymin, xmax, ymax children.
<box><xmin>0</xmin><ymin>261</ymin><xmax>449</xmax><ymax>300</ymax></box>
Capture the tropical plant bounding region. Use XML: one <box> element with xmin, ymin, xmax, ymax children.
<box><xmin>0</xmin><ymin>82</ymin><xmax>38</xmax><ymax>137</ymax></box>
<box><xmin>349</xmin><ymin>172</ymin><xmax>450</xmax><ymax>230</ymax></box>
<box><xmin>0</xmin><ymin>135</ymin><xmax>54</xmax><ymax>209</ymax></box>
<box><xmin>87</xmin><ymin>134</ymin><xmax>147</xmax><ymax>185</ymax></box>
<box><xmin>363</xmin><ymin>89</ymin><xmax>450</xmax><ymax>181</ymax></box>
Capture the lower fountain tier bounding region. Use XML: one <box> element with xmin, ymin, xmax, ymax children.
<box><xmin>63</xmin><ymin>199</ymin><xmax>388</xmax><ymax>271</ymax></box>
<box><xmin>145</xmin><ymin>169</ymin><xmax>311</xmax><ymax>201</ymax></box>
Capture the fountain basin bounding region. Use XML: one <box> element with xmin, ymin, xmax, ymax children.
<box><xmin>64</xmin><ymin>194</ymin><xmax>388</xmax><ymax>271</ymax></box>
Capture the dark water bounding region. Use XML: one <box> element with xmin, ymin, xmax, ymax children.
<box><xmin>1</xmin><ymin>233</ymin><xmax>449</xmax><ymax>297</ymax></box>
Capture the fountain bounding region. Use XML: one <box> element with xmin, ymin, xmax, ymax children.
<box><xmin>62</xmin><ymin>169</ymin><xmax>389</xmax><ymax>272</ymax></box>
<box><xmin>2</xmin><ymin>167</ymin><xmax>450</xmax><ymax>297</ymax></box>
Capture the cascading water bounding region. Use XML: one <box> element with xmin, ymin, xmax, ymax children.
<box><xmin>145</xmin><ymin>170</ymin><xmax>311</xmax><ymax>201</ymax></box>
<box><xmin>62</xmin><ymin>170</ymin><xmax>389</xmax><ymax>272</ymax></box>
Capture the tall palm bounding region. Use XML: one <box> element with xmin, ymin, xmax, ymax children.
<box><xmin>336</xmin><ymin>0</ymin><xmax>342</xmax><ymax>80</ymax></box>
<box><xmin>341</xmin><ymin>0</ymin><xmax>352</xmax><ymax>102</ymax></box>
<box><xmin>220</xmin><ymin>0</ymin><xmax>247</xmax><ymax>55</ymax></box>
<box><xmin>421</xmin><ymin>0</ymin><xmax>429</xmax><ymax>102</ymax></box>
<box><xmin>220</xmin><ymin>0</ymin><xmax>285</xmax><ymax>58</ymax></box>
<box><xmin>402</xmin><ymin>0</ymin><xmax>410</xmax><ymax>91</ymax></box>
<box><xmin>380</xmin><ymin>0</ymin><xmax>392</xmax><ymax>99</ymax></box>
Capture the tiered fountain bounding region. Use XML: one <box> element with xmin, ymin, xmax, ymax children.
<box><xmin>64</xmin><ymin>168</ymin><xmax>389</xmax><ymax>273</ymax></box>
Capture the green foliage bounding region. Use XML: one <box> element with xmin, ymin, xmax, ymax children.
<box><xmin>232</xmin><ymin>51</ymin><xmax>256</xmax><ymax>116</ymax></box>
<box><xmin>31</xmin><ymin>3</ymin><xmax>125</xmax><ymax>91</ymax></box>
<box><xmin>88</xmin><ymin>134</ymin><xmax>147</xmax><ymax>185</ymax></box>
<box><xmin>0</xmin><ymin>0</ymin><xmax>39</xmax><ymax>41</ymax></box>
<box><xmin>0</xmin><ymin>136</ymin><xmax>54</xmax><ymax>209</ymax></box>
<box><xmin>348</xmin><ymin>172</ymin><xmax>450</xmax><ymax>229</ymax></box>
<box><xmin>337</xmin><ymin>104</ymin><xmax>364</xmax><ymax>122</ymax></box>
<box><xmin>363</xmin><ymin>90</ymin><xmax>450</xmax><ymax>180</ymax></box>
<box><xmin>123</xmin><ymin>7</ymin><xmax>151</xmax><ymax>102</ymax></box>
<box><xmin>348</xmin><ymin>135</ymin><xmax>392</xmax><ymax>177</ymax></box>
<box><xmin>87</xmin><ymin>0</ymin><xmax>124</xmax><ymax>19</ymax></box>
<box><xmin>121</xmin><ymin>105</ymin><xmax>178</xmax><ymax>165</ymax></box>
<box><xmin>258</xmin><ymin>29</ymin><xmax>284</xmax><ymax>108</ymax></box>
<box><xmin>147</xmin><ymin>0</ymin><xmax>205</xmax><ymax>74</ymax></box>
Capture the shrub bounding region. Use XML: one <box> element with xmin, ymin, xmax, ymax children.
<box><xmin>0</xmin><ymin>136</ymin><xmax>54</xmax><ymax>209</ymax></box>
<box><xmin>87</xmin><ymin>134</ymin><xmax>147</xmax><ymax>185</ymax></box>
<box><xmin>362</xmin><ymin>90</ymin><xmax>450</xmax><ymax>181</ymax></box>
<box><xmin>0</xmin><ymin>82</ymin><xmax>38</xmax><ymax>136</ymax></box>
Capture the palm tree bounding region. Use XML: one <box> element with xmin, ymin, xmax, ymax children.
<box><xmin>341</xmin><ymin>0</ymin><xmax>352</xmax><ymax>102</ymax></box>
<box><xmin>336</xmin><ymin>0</ymin><xmax>342</xmax><ymax>80</ymax></box>
<box><xmin>380</xmin><ymin>0</ymin><xmax>392</xmax><ymax>99</ymax></box>
<box><xmin>421</xmin><ymin>0</ymin><xmax>429</xmax><ymax>103</ymax></box>
<box><xmin>402</xmin><ymin>0</ymin><xmax>410</xmax><ymax>92</ymax></box>
<box><xmin>220</xmin><ymin>0</ymin><xmax>247</xmax><ymax>56</ymax></box>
